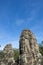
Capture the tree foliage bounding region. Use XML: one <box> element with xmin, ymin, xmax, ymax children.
<box><xmin>0</xmin><ymin>51</ymin><xmax>4</xmax><ymax>60</ymax></box>
<box><xmin>14</xmin><ymin>49</ymin><xmax>19</xmax><ymax>61</ymax></box>
<box><xmin>39</xmin><ymin>41</ymin><xmax>43</xmax><ymax>56</ymax></box>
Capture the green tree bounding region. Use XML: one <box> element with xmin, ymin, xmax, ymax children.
<box><xmin>0</xmin><ymin>51</ymin><xmax>4</xmax><ymax>60</ymax></box>
<box><xmin>39</xmin><ymin>41</ymin><xmax>43</xmax><ymax>56</ymax></box>
<box><xmin>14</xmin><ymin>49</ymin><xmax>19</xmax><ymax>61</ymax></box>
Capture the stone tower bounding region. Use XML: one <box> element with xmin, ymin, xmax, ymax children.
<box><xmin>19</xmin><ymin>30</ymin><xmax>42</xmax><ymax>65</ymax></box>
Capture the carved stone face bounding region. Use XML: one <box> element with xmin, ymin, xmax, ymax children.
<box><xmin>19</xmin><ymin>30</ymin><xmax>41</xmax><ymax>65</ymax></box>
<box><xmin>19</xmin><ymin>30</ymin><xmax>33</xmax><ymax>55</ymax></box>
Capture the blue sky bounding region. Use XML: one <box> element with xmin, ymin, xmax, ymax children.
<box><xmin>0</xmin><ymin>0</ymin><xmax>43</xmax><ymax>50</ymax></box>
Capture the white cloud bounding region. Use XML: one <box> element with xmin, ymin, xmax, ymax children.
<box><xmin>15</xmin><ymin>19</ymin><xmax>25</xmax><ymax>26</ymax></box>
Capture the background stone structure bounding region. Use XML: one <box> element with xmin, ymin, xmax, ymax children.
<box><xmin>0</xmin><ymin>44</ymin><xmax>16</xmax><ymax>65</ymax></box>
